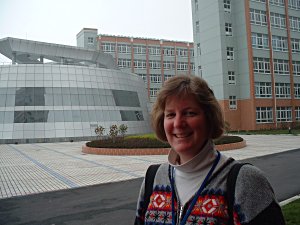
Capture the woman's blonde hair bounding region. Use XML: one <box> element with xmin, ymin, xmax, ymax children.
<box><xmin>151</xmin><ymin>75</ymin><xmax>224</xmax><ymax>142</ymax></box>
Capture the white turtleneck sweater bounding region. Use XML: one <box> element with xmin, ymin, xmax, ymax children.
<box><xmin>168</xmin><ymin>139</ymin><xmax>228</xmax><ymax>206</ymax></box>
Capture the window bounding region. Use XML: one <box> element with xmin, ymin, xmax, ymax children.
<box><xmin>149</xmin><ymin>60</ymin><xmax>161</xmax><ymax>69</ymax></box>
<box><xmin>250</xmin><ymin>9</ymin><xmax>267</xmax><ymax>26</ymax></box>
<box><xmin>270</xmin><ymin>13</ymin><xmax>286</xmax><ymax>29</ymax></box>
<box><xmin>163</xmin><ymin>61</ymin><xmax>175</xmax><ymax>70</ymax></box>
<box><xmin>148</xmin><ymin>46</ymin><xmax>161</xmax><ymax>55</ymax></box>
<box><xmin>190</xmin><ymin>63</ymin><xmax>195</xmax><ymax>71</ymax></box>
<box><xmin>273</xmin><ymin>59</ymin><xmax>289</xmax><ymax>75</ymax></box>
<box><xmin>229</xmin><ymin>96</ymin><xmax>237</xmax><ymax>109</ymax></box>
<box><xmin>117</xmin><ymin>59</ymin><xmax>131</xmax><ymax>68</ymax></box>
<box><xmin>177</xmin><ymin>62</ymin><xmax>189</xmax><ymax>71</ymax></box>
<box><xmin>195</xmin><ymin>0</ymin><xmax>199</xmax><ymax>10</ymax></box>
<box><xmin>133</xmin><ymin>45</ymin><xmax>146</xmax><ymax>55</ymax></box>
<box><xmin>177</xmin><ymin>48</ymin><xmax>188</xmax><ymax>57</ymax></box>
<box><xmin>118</xmin><ymin>44</ymin><xmax>131</xmax><ymax>54</ymax></box>
<box><xmin>251</xmin><ymin>0</ymin><xmax>266</xmax><ymax>2</ymax></box>
<box><xmin>134</xmin><ymin>60</ymin><xmax>147</xmax><ymax>69</ymax></box>
<box><xmin>112</xmin><ymin>90</ymin><xmax>140</xmax><ymax>107</ymax></box>
<box><xmin>289</xmin><ymin>16</ymin><xmax>300</xmax><ymax>31</ymax></box>
<box><xmin>272</xmin><ymin>35</ymin><xmax>288</xmax><ymax>51</ymax></box>
<box><xmin>226</xmin><ymin>47</ymin><xmax>234</xmax><ymax>60</ymax></box>
<box><xmin>120</xmin><ymin>111</ymin><xmax>144</xmax><ymax>121</ymax></box>
<box><xmin>224</xmin><ymin>0</ymin><xmax>231</xmax><ymax>13</ymax></box>
<box><xmin>150</xmin><ymin>74</ymin><xmax>162</xmax><ymax>84</ymax></box>
<box><xmin>294</xmin><ymin>83</ymin><xmax>300</xmax><ymax>98</ymax></box>
<box><xmin>198</xmin><ymin>66</ymin><xmax>202</xmax><ymax>77</ymax></box>
<box><xmin>293</xmin><ymin>61</ymin><xmax>300</xmax><ymax>76</ymax></box>
<box><xmin>275</xmin><ymin>83</ymin><xmax>291</xmax><ymax>98</ymax></box>
<box><xmin>165</xmin><ymin>74</ymin><xmax>175</xmax><ymax>80</ymax></box>
<box><xmin>87</xmin><ymin>37</ymin><xmax>94</xmax><ymax>44</ymax></box>
<box><xmin>296</xmin><ymin>106</ymin><xmax>300</xmax><ymax>121</ymax></box>
<box><xmin>228</xmin><ymin>71</ymin><xmax>236</xmax><ymax>84</ymax></box>
<box><xmin>190</xmin><ymin>49</ymin><xmax>194</xmax><ymax>57</ymax></box>
<box><xmin>270</xmin><ymin>0</ymin><xmax>285</xmax><ymax>6</ymax></box>
<box><xmin>196</xmin><ymin>21</ymin><xmax>200</xmax><ymax>33</ymax></box>
<box><xmin>291</xmin><ymin>38</ymin><xmax>300</xmax><ymax>53</ymax></box>
<box><xmin>252</xmin><ymin>33</ymin><xmax>269</xmax><ymax>49</ymax></box>
<box><xmin>276</xmin><ymin>107</ymin><xmax>292</xmax><ymax>122</ymax></box>
<box><xmin>255</xmin><ymin>82</ymin><xmax>272</xmax><ymax>98</ymax></box>
<box><xmin>288</xmin><ymin>0</ymin><xmax>300</xmax><ymax>9</ymax></box>
<box><xmin>197</xmin><ymin>43</ymin><xmax>201</xmax><ymax>56</ymax></box>
<box><xmin>256</xmin><ymin>107</ymin><xmax>273</xmax><ymax>123</ymax></box>
<box><xmin>163</xmin><ymin>47</ymin><xmax>175</xmax><ymax>56</ymax></box>
<box><xmin>150</xmin><ymin>88</ymin><xmax>159</xmax><ymax>97</ymax></box>
<box><xmin>253</xmin><ymin>57</ymin><xmax>270</xmax><ymax>74</ymax></box>
<box><xmin>101</xmin><ymin>42</ymin><xmax>115</xmax><ymax>53</ymax></box>
<box><xmin>225</xmin><ymin>23</ymin><xmax>232</xmax><ymax>36</ymax></box>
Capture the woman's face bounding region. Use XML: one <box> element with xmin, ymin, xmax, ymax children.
<box><xmin>163</xmin><ymin>94</ymin><xmax>208</xmax><ymax>163</ymax></box>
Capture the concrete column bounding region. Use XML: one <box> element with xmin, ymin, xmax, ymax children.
<box><xmin>12</xmin><ymin>52</ymin><xmax>16</xmax><ymax>64</ymax></box>
<box><xmin>40</xmin><ymin>56</ymin><xmax>44</xmax><ymax>63</ymax></box>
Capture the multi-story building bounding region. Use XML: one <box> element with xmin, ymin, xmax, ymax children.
<box><xmin>77</xmin><ymin>28</ymin><xmax>195</xmax><ymax>103</ymax></box>
<box><xmin>191</xmin><ymin>0</ymin><xmax>300</xmax><ymax>130</ymax></box>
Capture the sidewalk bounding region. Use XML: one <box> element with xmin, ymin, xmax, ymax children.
<box><xmin>0</xmin><ymin>135</ymin><xmax>299</xmax><ymax>199</ymax></box>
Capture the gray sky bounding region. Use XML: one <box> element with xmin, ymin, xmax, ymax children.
<box><xmin>0</xmin><ymin>0</ymin><xmax>193</xmax><ymax>63</ymax></box>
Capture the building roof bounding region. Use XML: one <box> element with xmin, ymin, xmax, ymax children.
<box><xmin>0</xmin><ymin>37</ymin><xmax>117</xmax><ymax>69</ymax></box>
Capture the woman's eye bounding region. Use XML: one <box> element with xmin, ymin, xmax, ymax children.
<box><xmin>165</xmin><ymin>113</ymin><xmax>175</xmax><ymax>118</ymax></box>
<box><xmin>185</xmin><ymin>111</ymin><xmax>196</xmax><ymax>116</ymax></box>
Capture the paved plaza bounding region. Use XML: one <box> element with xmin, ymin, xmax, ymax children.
<box><xmin>0</xmin><ymin>135</ymin><xmax>299</xmax><ymax>199</ymax></box>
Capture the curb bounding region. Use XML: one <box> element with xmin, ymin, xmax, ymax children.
<box><xmin>279</xmin><ymin>194</ymin><xmax>300</xmax><ymax>206</ymax></box>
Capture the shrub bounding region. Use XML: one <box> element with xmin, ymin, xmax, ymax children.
<box><xmin>109</xmin><ymin>125</ymin><xmax>119</xmax><ymax>143</ymax></box>
<box><xmin>214</xmin><ymin>135</ymin><xmax>243</xmax><ymax>145</ymax></box>
<box><xmin>95</xmin><ymin>125</ymin><xmax>105</xmax><ymax>139</ymax></box>
<box><xmin>119</xmin><ymin>124</ymin><xmax>128</xmax><ymax>139</ymax></box>
<box><xmin>86</xmin><ymin>135</ymin><xmax>243</xmax><ymax>149</ymax></box>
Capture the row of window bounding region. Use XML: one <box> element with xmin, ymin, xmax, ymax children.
<box><xmin>0</xmin><ymin>110</ymin><xmax>144</xmax><ymax>124</ymax></box>
<box><xmin>137</xmin><ymin>74</ymin><xmax>175</xmax><ymax>84</ymax></box>
<box><xmin>117</xmin><ymin>59</ymin><xmax>194</xmax><ymax>71</ymax></box>
<box><xmin>255</xmin><ymin>82</ymin><xmax>300</xmax><ymax>98</ymax></box>
<box><xmin>251</xmin><ymin>0</ymin><xmax>300</xmax><ymax>9</ymax></box>
<box><xmin>250</xmin><ymin>9</ymin><xmax>300</xmax><ymax>31</ymax></box>
<box><xmin>101</xmin><ymin>42</ymin><xmax>194</xmax><ymax>57</ymax></box>
<box><xmin>252</xmin><ymin>32</ymin><xmax>300</xmax><ymax>52</ymax></box>
<box><xmin>256</xmin><ymin>106</ymin><xmax>300</xmax><ymax>123</ymax></box>
<box><xmin>253</xmin><ymin>58</ymin><xmax>300</xmax><ymax>75</ymax></box>
<box><xmin>0</xmin><ymin>87</ymin><xmax>140</xmax><ymax>107</ymax></box>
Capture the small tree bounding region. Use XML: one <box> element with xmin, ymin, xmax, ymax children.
<box><xmin>109</xmin><ymin>124</ymin><xmax>119</xmax><ymax>143</ymax></box>
<box><xmin>95</xmin><ymin>125</ymin><xmax>105</xmax><ymax>139</ymax></box>
<box><xmin>119</xmin><ymin>124</ymin><xmax>128</xmax><ymax>139</ymax></box>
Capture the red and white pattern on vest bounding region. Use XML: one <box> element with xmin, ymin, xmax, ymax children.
<box><xmin>143</xmin><ymin>189</ymin><xmax>242</xmax><ymax>225</ymax></box>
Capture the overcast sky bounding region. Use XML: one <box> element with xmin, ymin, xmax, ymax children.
<box><xmin>0</xmin><ymin>0</ymin><xmax>193</xmax><ymax>63</ymax></box>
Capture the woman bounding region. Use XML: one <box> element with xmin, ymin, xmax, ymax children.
<box><xmin>135</xmin><ymin>75</ymin><xmax>285</xmax><ymax>225</ymax></box>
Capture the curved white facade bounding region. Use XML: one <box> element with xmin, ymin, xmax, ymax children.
<box><xmin>0</xmin><ymin>64</ymin><xmax>151</xmax><ymax>144</ymax></box>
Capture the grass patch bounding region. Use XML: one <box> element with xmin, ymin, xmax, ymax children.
<box><xmin>231</xmin><ymin>129</ymin><xmax>300</xmax><ymax>135</ymax></box>
<box><xmin>86</xmin><ymin>135</ymin><xmax>243</xmax><ymax>149</ymax></box>
<box><xmin>282</xmin><ymin>199</ymin><xmax>300</xmax><ymax>225</ymax></box>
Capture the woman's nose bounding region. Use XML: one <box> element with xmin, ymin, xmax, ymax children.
<box><xmin>174</xmin><ymin>115</ymin><xmax>185</xmax><ymax>128</ymax></box>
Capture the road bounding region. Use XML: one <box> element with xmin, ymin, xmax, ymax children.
<box><xmin>0</xmin><ymin>149</ymin><xmax>299</xmax><ymax>225</ymax></box>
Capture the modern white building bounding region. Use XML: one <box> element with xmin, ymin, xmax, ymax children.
<box><xmin>0</xmin><ymin>37</ymin><xmax>152</xmax><ymax>144</ymax></box>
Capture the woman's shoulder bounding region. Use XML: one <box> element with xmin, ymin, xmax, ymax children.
<box><xmin>236</xmin><ymin>163</ymin><xmax>272</xmax><ymax>189</ymax></box>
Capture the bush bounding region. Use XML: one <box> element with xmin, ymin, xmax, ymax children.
<box><xmin>214</xmin><ymin>135</ymin><xmax>243</xmax><ymax>145</ymax></box>
<box><xmin>86</xmin><ymin>135</ymin><xmax>243</xmax><ymax>149</ymax></box>
<box><xmin>86</xmin><ymin>137</ymin><xmax>170</xmax><ymax>148</ymax></box>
